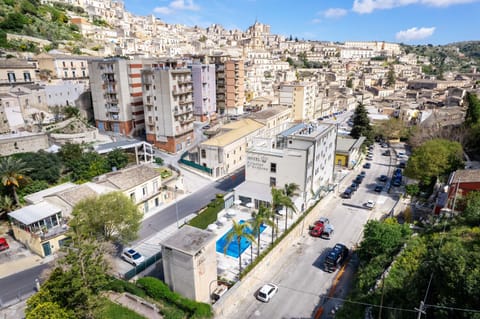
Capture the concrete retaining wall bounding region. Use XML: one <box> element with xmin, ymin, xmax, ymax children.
<box><xmin>0</xmin><ymin>133</ymin><xmax>49</xmax><ymax>156</ymax></box>
<box><xmin>213</xmin><ymin>198</ymin><xmax>325</xmax><ymax>317</ymax></box>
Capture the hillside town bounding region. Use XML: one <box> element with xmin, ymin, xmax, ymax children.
<box><xmin>1</xmin><ymin>0</ymin><xmax>480</xmax><ymax>319</ymax></box>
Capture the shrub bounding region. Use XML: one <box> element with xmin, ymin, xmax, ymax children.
<box><xmin>105</xmin><ymin>278</ymin><xmax>146</xmax><ymax>298</ymax></box>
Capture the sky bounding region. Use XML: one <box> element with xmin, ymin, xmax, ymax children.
<box><xmin>123</xmin><ymin>0</ymin><xmax>480</xmax><ymax>45</ymax></box>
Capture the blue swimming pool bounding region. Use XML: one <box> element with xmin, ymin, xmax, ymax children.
<box><xmin>216</xmin><ymin>220</ymin><xmax>267</xmax><ymax>258</ymax></box>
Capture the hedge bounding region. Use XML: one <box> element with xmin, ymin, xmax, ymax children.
<box><xmin>137</xmin><ymin>277</ymin><xmax>213</xmax><ymax>318</ymax></box>
<box><xmin>188</xmin><ymin>197</ymin><xmax>225</xmax><ymax>229</ymax></box>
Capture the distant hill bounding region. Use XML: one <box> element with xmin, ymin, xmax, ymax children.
<box><xmin>401</xmin><ymin>41</ymin><xmax>480</xmax><ymax>77</ymax></box>
<box><xmin>0</xmin><ymin>0</ymin><xmax>84</xmax><ymax>53</ymax></box>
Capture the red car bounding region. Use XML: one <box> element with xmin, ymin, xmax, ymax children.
<box><xmin>0</xmin><ymin>237</ymin><xmax>9</xmax><ymax>251</ymax></box>
<box><xmin>309</xmin><ymin>224</ymin><xmax>326</xmax><ymax>237</ymax></box>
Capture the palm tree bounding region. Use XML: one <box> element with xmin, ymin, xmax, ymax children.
<box><xmin>0</xmin><ymin>195</ymin><xmax>16</xmax><ymax>219</ymax></box>
<box><xmin>271</xmin><ymin>187</ymin><xmax>287</xmax><ymax>243</ymax></box>
<box><xmin>0</xmin><ymin>157</ymin><xmax>31</xmax><ymax>205</ymax></box>
<box><xmin>251</xmin><ymin>205</ymin><xmax>275</xmax><ymax>257</ymax></box>
<box><xmin>223</xmin><ymin>220</ymin><xmax>256</xmax><ymax>275</ymax></box>
<box><xmin>283</xmin><ymin>183</ymin><xmax>300</xmax><ymax>232</ymax></box>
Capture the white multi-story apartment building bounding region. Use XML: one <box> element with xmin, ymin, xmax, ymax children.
<box><xmin>279</xmin><ymin>82</ymin><xmax>317</xmax><ymax>122</ymax></box>
<box><xmin>237</xmin><ymin>122</ymin><xmax>337</xmax><ymax>210</ymax></box>
<box><xmin>141</xmin><ymin>64</ymin><xmax>194</xmax><ymax>154</ymax></box>
<box><xmin>191</xmin><ymin>63</ymin><xmax>216</xmax><ymax>122</ymax></box>
<box><xmin>88</xmin><ymin>58</ymin><xmax>145</xmax><ymax>136</ymax></box>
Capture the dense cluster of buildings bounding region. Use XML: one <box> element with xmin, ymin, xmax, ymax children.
<box><xmin>1</xmin><ymin>0</ymin><xmax>480</xmax><ymax>279</ymax></box>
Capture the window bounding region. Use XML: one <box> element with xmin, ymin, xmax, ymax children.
<box><xmin>23</xmin><ymin>72</ymin><xmax>31</xmax><ymax>82</ymax></box>
<box><xmin>62</xmin><ymin>62</ymin><xmax>66</xmax><ymax>67</ymax></box>
<box><xmin>82</xmin><ymin>70</ymin><xmax>86</xmax><ymax>77</ymax></box>
<box><xmin>142</xmin><ymin>186</ymin><xmax>147</xmax><ymax>197</ymax></box>
<box><xmin>270</xmin><ymin>177</ymin><xmax>276</xmax><ymax>187</ymax></box>
<box><xmin>201</xmin><ymin>149</ymin><xmax>206</xmax><ymax>158</ymax></box>
<box><xmin>64</xmin><ymin>71</ymin><xmax>68</xmax><ymax>77</ymax></box>
<box><xmin>130</xmin><ymin>193</ymin><xmax>136</xmax><ymax>202</ymax></box>
<box><xmin>7</xmin><ymin>72</ymin><xmax>16</xmax><ymax>83</ymax></box>
<box><xmin>153</xmin><ymin>181</ymin><xmax>158</xmax><ymax>192</ymax></box>
<box><xmin>155</xmin><ymin>197</ymin><xmax>159</xmax><ymax>207</ymax></box>
<box><xmin>270</xmin><ymin>163</ymin><xmax>277</xmax><ymax>173</ymax></box>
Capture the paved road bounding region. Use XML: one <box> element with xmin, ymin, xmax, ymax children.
<box><xmin>220</xmin><ymin>143</ymin><xmax>400</xmax><ymax>319</ymax></box>
<box><xmin>135</xmin><ymin>167</ymin><xmax>245</xmax><ymax>243</ymax></box>
<box><xmin>0</xmin><ymin>263</ymin><xmax>49</xmax><ymax>308</ymax></box>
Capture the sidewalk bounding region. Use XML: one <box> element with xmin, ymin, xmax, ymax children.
<box><xmin>0</xmin><ymin>254</ymin><xmax>50</xmax><ymax>279</ymax></box>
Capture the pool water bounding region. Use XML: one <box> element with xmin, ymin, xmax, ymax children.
<box><xmin>216</xmin><ymin>220</ymin><xmax>267</xmax><ymax>258</ymax></box>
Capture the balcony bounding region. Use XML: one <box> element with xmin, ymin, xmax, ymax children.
<box><xmin>107</xmin><ymin>106</ymin><xmax>120</xmax><ymax>113</ymax></box>
<box><xmin>180</xmin><ymin>117</ymin><xmax>195</xmax><ymax>125</ymax></box>
<box><xmin>179</xmin><ymin>99</ymin><xmax>193</xmax><ymax>106</ymax></box>
<box><xmin>177</xmin><ymin>77</ymin><xmax>192</xmax><ymax>84</ymax></box>
<box><xmin>174</xmin><ymin>107</ymin><xmax>192</xmax><ymax>116</ymax></box>
<box><xmin>172</xmin><ymin>89</ymin><xmax>192</xmax><ymax>96</ymax></box>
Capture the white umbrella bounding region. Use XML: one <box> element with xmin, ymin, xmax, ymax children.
<box><xmin>207</xmin><ymin>223</ymin><xmax>217</xmax><ymax>231</ymax></box>
<box><xmin>234</xmin><ymin>199</ymin><xmax>242</xmax><ymax>205</ymax></box>
<box><xmin>246</xmin><ymin>202</ymin><xmax>255</xmax><ymax>209</ymax></box>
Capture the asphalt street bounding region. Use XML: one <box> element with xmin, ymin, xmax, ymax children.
<box><xmin>219</xmin><ymin>141</ymin><xmax>401</xmax><ymax>319</ymax></box>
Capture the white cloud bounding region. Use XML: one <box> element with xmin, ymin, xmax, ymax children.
<box><xmin>311</xmin><ymin>18</ymin><xmax>322</xmax><ymax>24</ymax></box>
<box><xmin>395</xmin><ymin>26</ymin><xmax>435</xmax><ymax>42</ymax></box>
<box><xmin>154</xmin><ymin>0</ymin><xmax>199</xmax><ymax>15</ymax></box>
<box><xmin>323</xmin><ymin>8</ymin><xmax>348</xmax><ymax>18</ymax></box>
<box><xmin>170</xmin><ymin>0</ymin><xmax>199</xmax><ymax>11</ymax></box>
<box><xmin>353</xmin><ymin>0</ymin><xmax>477</xmax><ymax>14</ymax></box>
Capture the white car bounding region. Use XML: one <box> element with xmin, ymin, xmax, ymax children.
<box><xmin>122</xmin><ymin>248</ymin><xmax>145</xmax><ymax>266</ymax></box>
<box><xmin>257</xmin><ymin>283</ymin><xmax>279</xmax><ymax>302</ymax></box>
<box><xmin>365</xmin><ymin>200</ymin><xmax>376</xmax><ymax>210</ymax></box>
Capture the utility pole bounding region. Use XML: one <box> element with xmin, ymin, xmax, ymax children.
<box><xmin>415</xmin><ymin>301</ymin><xmax>426</xmax><ymax>319</ymax></box>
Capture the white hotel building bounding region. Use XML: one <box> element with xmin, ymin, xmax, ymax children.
<box><xmin>235</xmin><ymin>122</ymin><xmax>337</xmax><ymax>211</ymax></box>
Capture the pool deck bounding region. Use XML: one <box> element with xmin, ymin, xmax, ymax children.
<box><xmin>210</xmin><ymin>206</ymin><xmax>298</xmax><ymax>282</ymax></box>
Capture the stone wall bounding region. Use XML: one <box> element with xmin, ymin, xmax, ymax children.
<box><xmin>0</xmin><ymin>133</ymin><xmax>49</xmax><ymax>156</ymax></box>
<box><xmin>212</xmin><ymin>197</ymin><xmax>324</xmax><ymax>317</ymax></box>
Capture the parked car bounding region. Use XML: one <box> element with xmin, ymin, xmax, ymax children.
<box><xmin>382</xmin><ymin>150</ymin><xmax>391</xmax><ymax>156</ymax></box>
<box><xmin>364</xmin><ymin>200</ymin><xmax>376</xmax><ymax>210</ymax></box>
<box><xmin>379</xmin><ymin>175</ymin><xmax>388</xmax><ymax>182</ymax></box>
<box><xmin>366</xmin><ymin>155</ymin><xmax>373</xmax><ymax>161</ymax></box>
<box><xmin>309</xmin><ymin>219</ymin><xmax>334</xmax><ymax>239</ymax></box>
<box><xmin>0</xmin><ymin>237</ymin><xmax>9</xmax><ymax>251</ymax></box>
<box><xmin>360</xmin><ymin>171</ymin><xmax>366</xmax><ymax>177</ymax></box>
<box><xmin>324</xmin><ymin>243</ymin><xmax>349</xmax><ymax>272</ymax></box>
<box><xmin>399</xmin><ymin>161</ymin><xmax>406</xmax><ymax>168</ymax></box>
<box><xmin>350</xmin><ymin>183</ymin><xmax>358</xmax><ymax>191</ymax></box>
<box><xmin>257</xmin><ymin>283</ymin><xmax>279</xmax><ymax>302</ymax></box>
<box><xmin>122</xmin><ymin>248</ymin><xmax>145</xmax><ymax>266</ymax></box>
<box><xmin>363</xmin><ymin>163</ymin><xmax>371</xmax><ymax>169</ymax></box>
<box><xmin>342</xmin><ymin>188</ymin><xmax>353</xmax><ymax>198</ymax></box>
<box><xmin>354</xmin><ymin>177</ymin><xmax>363</xmax><ymax>185</ymax></box>
<box><xmin>374</xmin><ymin>185</ymin><xmax>383</xmax><ymax>192</ymax></box>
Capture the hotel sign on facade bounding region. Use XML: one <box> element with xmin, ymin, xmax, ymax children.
<box><xmin>246</xmin><ymin>154</ymin><xmax>269</xmax><ymax>171</ymax></box>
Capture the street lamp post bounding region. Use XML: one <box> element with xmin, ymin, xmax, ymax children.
<box><xmin>174</xmin><ymin>185</ymin><xmax>179</xmax><ymax>228</ymax></box>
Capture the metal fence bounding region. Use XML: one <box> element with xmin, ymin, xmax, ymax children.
<box><xmin>179</xmin><ymin>152</ymin><xmax>212</xmax><ymax>175</ymax></box>
<box><xmin>123</xmin><ymin>251</ymin><xmax>162</xmax><ymax>281</ymax></box>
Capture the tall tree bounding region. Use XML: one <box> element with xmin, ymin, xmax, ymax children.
<box><xmin>350</xmin><ymin>102</ymin><xmax>374</xmax><ymax>144</ymax></box>
<box><xmin>465</xmin><ymin>92</ymin><xmax>480</xmax><ymax>126</ymax></box>
<box><xmin>223</xmin><ymin>220</ymin><xmax>255</xmax><ymax>275</ymax></box>
<box><xmin>26</xmin><ymin>239</ymin><xmax>111</xmax><ymax>319</ymax></box>
<box><xmin>14</xmin><ymin>151</ymin><xmax>61</xmax><ymax>184</ymax></box>
<box><xmin>404</xmin><ymin>139</ymin><xmax>464</xmax><ymax>185</ymax></box>
<box><xmin>251</xmin><ymin>205</ymin><xmax>274</xmax><ymax>257</ymax></box>
<box><xmin>271</xmin><ymin>187</ymin><xmax>286</xmax><ymax>244</ymax></box>
<box><xmin>70</xmin><ymin>191</ymin><xmax>142</xmax><ymax>244</ymax></box>
<box><xmin>283</xmin><ymin>183</ymin><xmax>299</xmax><ymax>232</ymax></box>
<box><xmin>0</xmin><ymin>157</ymin><xmax>31</xmax><ymax>205</ymax></box>
<box><xmin>385</xmin><ymin>65</ymin><xmax>396</xmax><ymax>87</ymax></box>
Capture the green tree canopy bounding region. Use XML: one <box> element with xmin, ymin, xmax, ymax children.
<box><xmin>0</xmin><ymin>156</ymin><xmax>31</xmax><ymax>204</ymax></box>
<box><xmin>458</xmin><ymin>190</ymin><xmax>480</xmax><ymax>226</ymax></box>
<box><xmin>106</xmin><ymin>148</ymin><xmax>129</xmax><ymax>171</ymax></box>
<box><xmin>13</xmin><ymin>151</ymin><xmax>61</xmax><ymax>184</ymax></box>
<box><xmin>404</xmin><ymin>139</ymin><xmax>464</xmax><ymax>185</ymax></box>
<box><xmin>70</xmin><ymin>191</ymin><xmax>142</xmax><ymax>243</ymax></box>
<box><xmin>350</xmin><ymin>102</ymin><xmax>374</xmax><ymax>144</ymax></box>
<box><xmin>465</xmin><ymin>92</ymin><xmax>480</xmax><ymax>126</ymax></box>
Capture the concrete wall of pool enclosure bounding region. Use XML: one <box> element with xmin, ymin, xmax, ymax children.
<box><xmin>212</xmin><ymin>193</ymin><xmax>328</xmax><ymax>317</ymax></box>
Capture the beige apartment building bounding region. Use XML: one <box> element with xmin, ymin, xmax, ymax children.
<box><xmin>36</xmin><ymin>53</ymin><xmax>96</xmax><ymax>80</ymax></box>
<box><xmin>0</xmin><ymin>59</ymin><xmax>37</xmax><ymax>86</ymax></box>
<box><xmin>162</xmin><ymin>225</ymin><xmax>217</xmax><ymax>303</ymax></box>
<box><xmin>279</xmin><ymin>82</ymin><xmax>317</xmax><ymax>122</ymax></box>
<box><xmin>196</xmin><ymin>118</ymin><xmax>264</xmax><ymax>178</ymax></box>
<box><xmin>88</xmin><ymin>58</ymin><xmax>145</xmax><ymax>136</ymax></box>
<box><xmin>141</xmin><ymin>64</ymin><xmax>194</xmax><ymax>154</ymax></box>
